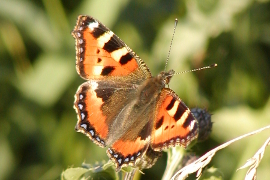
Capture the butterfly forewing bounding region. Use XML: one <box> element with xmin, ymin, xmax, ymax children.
<box><xmin>72</xmin><ymin>15</ymin><xmax>151</xmax><ymax>83</ymax></box>
<box><xmin>151</xmin><ymin>88</ymin><xmax>198</xmax><ymax>151</ymax></box>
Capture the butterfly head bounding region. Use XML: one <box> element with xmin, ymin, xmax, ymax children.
<box><xmin>158</xmin><ymin>69</ymin><xmax>175</xmax><ymax>86</ymax></box>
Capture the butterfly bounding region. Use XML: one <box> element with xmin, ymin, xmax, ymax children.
<box><xmin>72</xmin><ymin>15</ymin><xmax>198</xmax><ymax>170</ymax></box>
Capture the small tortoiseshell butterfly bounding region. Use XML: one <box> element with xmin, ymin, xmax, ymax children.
<box><xmin>72</xmin><ymin>15</ymin><xmax>198</xmax><ymax>170</ymax></box>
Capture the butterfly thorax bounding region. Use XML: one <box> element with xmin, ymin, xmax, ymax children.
<box><xmin>137</xmin><ymin>69</ymin><xmax>175</xmax><ymax>105</ymax></box>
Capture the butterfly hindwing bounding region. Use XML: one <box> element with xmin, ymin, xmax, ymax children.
<box><xmin>151</xmin><ymin>88</ymin><xmax>199</xmax><ymax>151</ymax></box>
<box><xmin>107</xmin><ymin>119</ymin><xmax>153</xmax><ymax>170</ymax></box>
<box><xmin>74</xmin><ymin>79</ymin><xmax>140</xmax><ymax>147</ymax></box>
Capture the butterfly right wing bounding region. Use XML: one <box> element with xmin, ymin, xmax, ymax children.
<box><xmin>151</xmin><ymin>88</ymin><xmax>199</xmax><ymax>151</ymax></box>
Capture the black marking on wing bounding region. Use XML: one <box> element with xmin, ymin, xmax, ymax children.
<box><xmin>101</xmin><ymin>66</ymin><xmax>115</xmax><ymax>75</ymax></box>
<box><xmin>139</xmin><ymin>121</ymin><xmax>151</xmax><ymax>140</ymax></box>
<box><xmin>174</xmin><ymin>103</ymin><xmax>186</xmax><ymax>121</ymax></box>
<box><xmin>103</xmin><ymin>34</ymin><xmax>124</xmax><ymax>52</ymax></box>
<box><xmin>119</xmin><ymin>53</ymin><xmax>133</xmax><ymax>65</ymax></box>
<box><xmin>183</xmin><ymin>113</ymin><xmax>195</xmax><ymax>128</ymax></box>
<box><xmin>166</xmin><ymin>98</ymin><xmax>176</xmax><ymax>110</ymax></box>
<box><xmin>95</xmin><ymin>88</ymin><xmax>115</xmax><ymax>102</ymax></box>
<box><xmin>155</xmin><ymin>116</ymin><xmax>164</xmax><ymax>130</ymax></box>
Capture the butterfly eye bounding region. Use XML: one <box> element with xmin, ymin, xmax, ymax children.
<box><xmin>164</xmin><ymin>76</ymin><xmax>172</xmax><ymax>85</ymax></box>
<box><xmin>163</xmin><ymin>70</ymin><xmax>175</xmax><ymax>84</ymax></box>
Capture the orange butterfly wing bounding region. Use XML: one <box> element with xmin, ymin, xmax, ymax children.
<box><xmin>151</xmin><ymin>89</ymin><xmax>199</xmax><ymax>151</ymax></box>
<box><xmin>72</xmin><ymin>15</ymin><xmax>151</xmax><ymax>81</ymax></box>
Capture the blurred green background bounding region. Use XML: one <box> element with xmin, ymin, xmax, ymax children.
<box><xmin>1</xmin><ymin>0</ymin><xmax>270</xmax><ymax>179</ymax></box>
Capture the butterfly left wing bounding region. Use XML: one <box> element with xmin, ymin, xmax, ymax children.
<box><xmin>72</xmin><ymin>15</ymin><xmax>153</xmax><ymax>148</ymax></box>
<box><xmin>151</xmin><ymin>88</ymin><xmax>198</xmax><ymax>151</ymax></box>
<box><xmin>72</xmin><ymin>15</ymin><xmax>151</xmax><ymax>82</ymax></box>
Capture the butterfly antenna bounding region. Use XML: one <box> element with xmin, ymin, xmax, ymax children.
<box><xmin>175</xmin><ymin>63</ymin><xmax>218</xmax><ymax>75</ymax></box>
<box><xmin>164</xmin><ymin>18</ymin><xmax>178</xmax><ymax>71</ymax></box>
